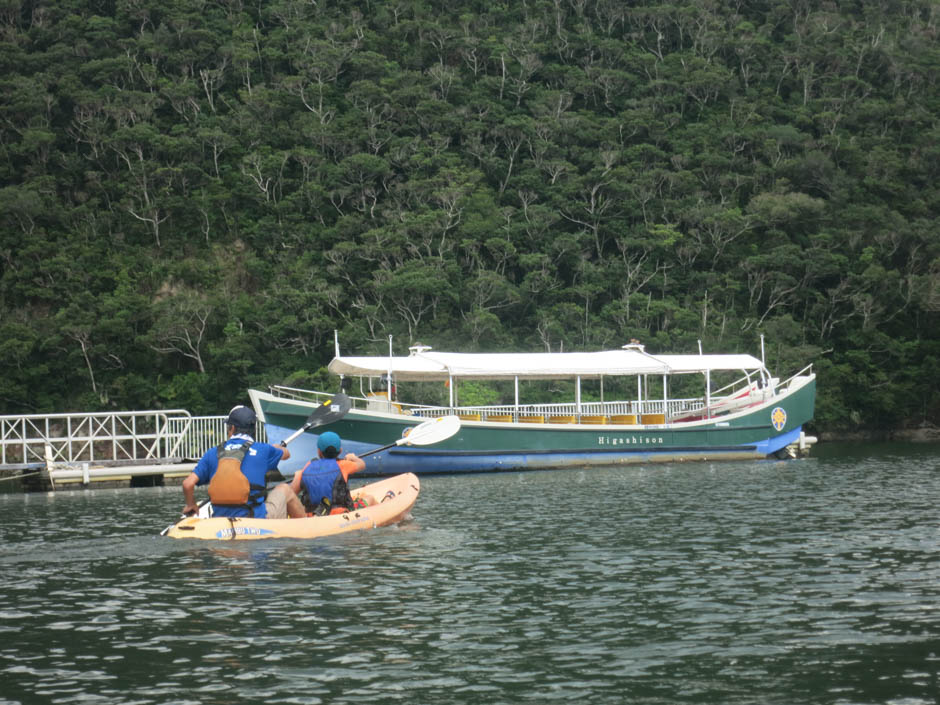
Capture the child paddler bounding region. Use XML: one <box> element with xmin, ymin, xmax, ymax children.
<box><xmin>290</xmin><ymin>431</ymin><xmax>366</xmax><ymax>515</ymax></box>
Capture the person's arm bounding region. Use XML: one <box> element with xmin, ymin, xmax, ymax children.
<box><xmin>264</xmin><ymin>442</ymin><xmax>292</xmax><ymax>484</ymax></box>
<box><xmin>290</xmin><ymin>468</ymin><xmax>304</xmax><ymax>495</ymax></box>
<box><xmin>339</xmin><ymin>453</ymin><xmax>366</xmax><ymax>480</ymax></box>
<box><xmin>182</xmin><ymin>472</ymin><xmax>200</xmax><ymax>515</ymax></box>
<box><xmin>183</xmin><ymin>452</ymin><xmax>212</xmax><ymax>515</ymax></box>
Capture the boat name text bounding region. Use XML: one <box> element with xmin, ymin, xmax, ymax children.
<box><xmin>597</xmin><ymin>435</ymin><xmax>664</xmax><ymax>446</ymax></box>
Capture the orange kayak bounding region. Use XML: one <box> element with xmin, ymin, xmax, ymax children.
<box><xmin>164</xmin><ymin>473</ymin><xmax>419</xmax><ymax>540</ymax></box>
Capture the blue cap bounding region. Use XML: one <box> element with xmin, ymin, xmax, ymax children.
<box><xmin>317</xmin><ymin>431</ymin><xmax>341</xmax><ymax>454</ymax></box>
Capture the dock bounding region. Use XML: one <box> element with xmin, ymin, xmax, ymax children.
<box><xmin>0</xmin><ymin>409</ymin><xmax>266</xmax><ymax>492</ymax></box>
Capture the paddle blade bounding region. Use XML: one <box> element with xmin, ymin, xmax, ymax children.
<box><xmin>283</xmin><ymin>392</ymin><xmax>353</xmax><ymax>445</ymax></box>
<box><xmin>303</xmin><ymin>392</ymin><xmax>352</xmax><ymax>430</ymax></box>
<box><xmin>399</xmin><ymin>415</ymin><xmax>461</xmax><ymax>446</ymax></box>
<box><xmin>359</xmin><ymin>415</ymin><xmax>461</xmax><ymax>458</ymax></box>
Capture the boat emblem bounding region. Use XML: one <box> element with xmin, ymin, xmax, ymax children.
<box><xmin>771</xmin><ymin>407</ymin><xmax>787</xmax><ymax>431</ymax></box>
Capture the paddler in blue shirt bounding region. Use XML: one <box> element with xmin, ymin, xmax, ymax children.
<box><xmin>181</xmin><ymin>405</ymin><xmax>305</xmax><ymax>519</ymax></box>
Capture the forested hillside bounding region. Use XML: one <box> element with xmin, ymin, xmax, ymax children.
<box><xmin>0</xmin><ymin>0</ymin><xmax>937</xmax><ymax>433</ymax></box>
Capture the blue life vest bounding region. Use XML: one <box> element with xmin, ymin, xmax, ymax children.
<box><xmin>300</xmin><ymin>458</ymin><xmax>353</xmax><ymax>513</ymax></box>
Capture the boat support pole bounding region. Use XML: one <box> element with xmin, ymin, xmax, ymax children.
<box><xmin>663</xmin><ymin>373</ymin><xmax>667</xmax><ymax>418</ymax></box>
<box><xmin>706</xmin><ymin>370</ymin><xmax>711</xmax><ymax>418</ymax></box>
<box><xmin>387</xmin><ymin>335</ymin><xmax>394</xmax><ymax>407</ymax></box>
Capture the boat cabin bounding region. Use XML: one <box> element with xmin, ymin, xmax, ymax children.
<box><xmin>318</xmin><ymin>341</ymin><xmax>793</xmax><ymax>427</ymax></box>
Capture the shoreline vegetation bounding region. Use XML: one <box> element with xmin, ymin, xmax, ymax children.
<box><xmin>0</xmin><ymin>1</ymin><xmax>937</xmax><ymax>435</ymax></box>
<box><xmin>822</xmin><ymin>425</ymin><xmax>940</xmax><ymax>444</ymax></box>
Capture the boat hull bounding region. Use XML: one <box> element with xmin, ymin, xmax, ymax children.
<box><xmin>164</xmin><ymin>473</ymin><xmax>419</xmax><ymax>540</ymax></box>
<box><xmin>251</xmin><ymin>375</ymin><xmax>816</xmax><ymax>476</ymax></box>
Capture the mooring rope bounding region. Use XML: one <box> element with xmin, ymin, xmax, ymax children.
<box><xmin>0</xmin><ymin>470</ymin><xmax>44</xmax><ymax>483</ymax></box>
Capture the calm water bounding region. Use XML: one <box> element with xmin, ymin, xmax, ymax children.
<box><xmin>1</xmin><ymin>444</ymin><xmax>938</xmax><ymax>705</ymax></box>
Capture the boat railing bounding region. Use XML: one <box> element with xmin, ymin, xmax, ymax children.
<box><xmin>269</xmin><ymin>385</ymin><xmax>436</xmax><ymax>417</ymax></box>
<box><xmin>707</xmin><ymin>364</ymin><xmax>813</xmax><ymax>399</ymax></box>
<box><xmin>779</xmin><ymin>364</ymin><xmax>814</xmax><ymax>392</ymax></box>
<box><xmin>404</xmin><ymin>398</ymin><xmax>702</xmax><ymax>423</ymax></box>
<box><xmin>710</xmin><ymin>373</ymin><xmax>761</xmax><ymax>398</ymax></box>
<box><xmin>269</xmin><ymin>385</ymin><xmax>337</xmax><ymax>404</ymax></box>
<box><xmin>670</xmin><ymin>363</ymin><xmax>814</xmax><ymax>421</ymax></box>
<box><xmin>270</xmin><ymin>368</ymin><xmax>812</xmax><ymax>427</ymax></box>
<box><xmin>269</xmin><ymin>385</ymin><xmax>710</xmax><ymax>424</ymax></box>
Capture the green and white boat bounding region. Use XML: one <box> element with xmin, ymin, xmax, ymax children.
<box><xmin>249</xmin><ymin>341</ymin><xmax>816</xmax><ymax>476</ymax></box>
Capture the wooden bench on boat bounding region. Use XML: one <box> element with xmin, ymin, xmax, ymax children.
<box><xmin>548</xmin><ymin>415</ymin><xmax>576</xmax><ymax>424</ymax></box>
<box><xmin>610</xmin><ymin>414</ymin><xmax>637</xmax><ymax>425</ymax></box>
<box><xmin>641</xmin><ymin>413</ymin><xmax>666</xmax><ymax>425</ymax></box>
<box><xmin>579</xmin><ymin>415</ymin><xmax>608</xmax><ymax>425</ymax></box>
<box><xmin>518</xmin><ymin>415</ymin><xmax>544</xmax><ymax>423</ymax></box>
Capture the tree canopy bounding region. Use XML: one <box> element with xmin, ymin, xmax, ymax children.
<box><xmin>1</xmin><ymin>0</ymin><xmax>937</xmax><ymax>434</ymax></box>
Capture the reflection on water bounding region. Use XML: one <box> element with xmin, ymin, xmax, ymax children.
<box><xmin>1</xmin><ymin>447</ymin><xmax>939</xmax><ymax>705</ymax></box>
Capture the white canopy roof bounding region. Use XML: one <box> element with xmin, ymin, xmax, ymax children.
<box><xmin>655</xmin><ymin>354</ymin><xmax>765</xmax><ymax>374</ymax></box>
<box><xmin>328</xmin><ymin>349</ymin><xmax>765</xmax><ymax>381</ymax></box>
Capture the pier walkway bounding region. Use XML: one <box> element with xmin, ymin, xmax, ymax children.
<box><xmin>0</xmin><ymin>410</ymin><xmax>267</xmax><ymax>491</ymax></box>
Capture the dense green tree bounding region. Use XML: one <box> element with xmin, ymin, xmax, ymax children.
<box><xmin>0</xmin><ymin>0</ymin><xmax>936</xmax><ymax>435</ymax></box>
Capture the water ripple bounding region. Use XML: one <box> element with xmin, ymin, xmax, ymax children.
<box><xmin>0</xmin><ymin>450</ymin><xmax>938</xmax><ymax>704</ymax></box>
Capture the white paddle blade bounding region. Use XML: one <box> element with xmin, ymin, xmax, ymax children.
<box><xmin>400</xmin><ymin>415</ymin><xmax>461</xmax><ymax>446</ymax></box>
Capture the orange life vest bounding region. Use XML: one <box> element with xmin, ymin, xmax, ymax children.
<box><xmin>208</xmin><ymin>441</ymin><xmax>259</xmax><ymax>510</ymax></box>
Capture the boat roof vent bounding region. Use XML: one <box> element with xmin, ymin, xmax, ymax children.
<box><xmin>409</xmin><ymin>343</ymin><xmax>433</xmax><ymax>355</ymax></box>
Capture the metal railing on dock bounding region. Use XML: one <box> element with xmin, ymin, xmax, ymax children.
<box><xmin>0</xmin><ymin>410</ymin><xmax>192</xmax><ymax>467</ymax></box>
<box><xmin>0</xmin><ymin>410</ymin><xmax>267</xmax><ymax>490</ymax></box>
<box><xmin>164</xmin><ymin>416</ymin><xmax>267</xmax><ymax>460</ymax></box>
